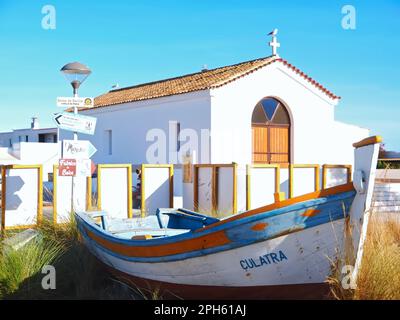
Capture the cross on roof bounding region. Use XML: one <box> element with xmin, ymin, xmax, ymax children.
<box><xmin>268</xmin><ymin>29</ymin><xmax>280</xmax><ymax>56</ymax></box>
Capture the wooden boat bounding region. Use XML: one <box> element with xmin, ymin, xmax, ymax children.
<box><xmin>75</xmin><ymin>136</ymin><xmax>381</xmax><ymax>299</ymax></box>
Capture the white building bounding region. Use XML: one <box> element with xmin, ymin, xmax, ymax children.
<box><xmin>60</xmin><ymin>55</ymin><xmax>368</xmax><ymax>168</ymax></box>
<box><xmin>0</xmin><ymin>117</ymin><xmax>58</xmax><ymax>148</ymax></box>
<box><xmin>0</xmin><ymin>117</ymin><xmax>60</xmax><ymax>181</ymax></box>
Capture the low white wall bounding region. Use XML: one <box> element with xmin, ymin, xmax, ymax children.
<box><xmin>8</xmin><ymin>142</ymin><xmax>60</xmax><ymax>181</ymax></box>
<box><xmin>54</xmin><ymin>174</ymin><xmax>88</xmax><ymax>224</ymax></box>
<box><xmin>142</xmin><ymin>166</ymin><xmax>172</xmax><ymax>215</ymax></box>
<box><xmin>98</xmin><ymin>166</ymin><xmax>131</xmax><ymax>219</ymax></box>
<box><xmin>1</xmin><ymin>167</ymin><xmax>41</xmax><ymax>229</ymax></box>
<box><xmin>246</xmin><ymin>166</ymin><xmax>277</xmax><ymax>210</ymax></box>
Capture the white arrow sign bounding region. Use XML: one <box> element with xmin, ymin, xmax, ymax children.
<box><xmin>53</xmin><ymin>112</ymin><xmax>97</xmax><ymax>135</ymax></box>
<box><xmin>57</xmin><ymin>97</ymin><xmax>94</xmax><ymax>108</ymax></box>
<box><xmin>62</xmin><ymin>140</ymin><xmax>97</xmax><ymax>159</ymax></box>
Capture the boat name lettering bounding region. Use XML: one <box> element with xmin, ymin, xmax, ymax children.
<box><xmin>240</xmin><ymin>250</ymin><xmax>288</xmax><ymax>271</ymax></box>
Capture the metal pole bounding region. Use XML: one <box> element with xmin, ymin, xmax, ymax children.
<box><xmin>73</xmin><ymin>87</ymin><xmax>78</xmax><ymax>141</ymax></box>
<box><xmin>71</xmin><ymin>87</ymin><xmax>78</xmax><ymax>214</ymax></box>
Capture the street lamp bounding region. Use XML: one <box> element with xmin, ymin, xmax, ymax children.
<box><xmin>60</xmin><ymin>61</ymin><xmax>91</xmax><ymax>140</ymax></box>
<box><xmin>60</xmin><ymin>62</ymin><xmax>91</xmax><ymax>214</ymax></box>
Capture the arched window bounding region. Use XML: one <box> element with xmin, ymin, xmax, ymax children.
<box><xmin>251</xmin><ymin>97</ymin><xmax>291</xmax><ymax>164</ymax></box>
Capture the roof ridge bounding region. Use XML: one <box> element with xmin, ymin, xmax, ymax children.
<box><xmin>211</xmin><ymin>56</ymin><xmax>278</xmax><ymax>88</ymax></box>
<box><xmin>107</xmin><ymin>56</ymin><xmax>275</xmax><ymax>94</ymax></box>
<box><xmin>278</xmin><ymin>59</ymin><xmax>340</xmax><ymax>100</ymax></box>
<box><xmin>91</xmin><ymin>55</ymin><xmax>340</xmax><ymax>110</ymax></box>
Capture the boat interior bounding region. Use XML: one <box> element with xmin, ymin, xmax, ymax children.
<box><xmin>86</xmin><ymin>208</ymin><xmax>221</xmax><ymax>240</ymax></box>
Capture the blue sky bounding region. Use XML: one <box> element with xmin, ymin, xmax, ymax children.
<box><xmin>0</xmin><ymin>0</ymin><xmax>399</xmax><ymax>150</ymax></box>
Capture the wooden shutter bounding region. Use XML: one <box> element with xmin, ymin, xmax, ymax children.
<box><xmin>252</xmin><ymin>126</ymin><xmax>268</xmax><ymax>163</ymax></box>
<box><xmin>269</xmin><ymin>126</ymin><xmax>289</xmax><ymax>163</ymax></box>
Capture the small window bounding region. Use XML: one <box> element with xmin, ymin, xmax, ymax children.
<box><xmin>25</xmin><ymin>135</ymin><xmax>29</xmax><ymax>142</ymax></box>
<box><xmin>105</xmin><ymin>130</ymin><xmax>112</xmax><ymax>155</ymax></box>
<box><xmin>9</xmin><ymin>139</ymin><xmax>12</xmax><ymax>147</ymax></box>
<box><xmin>176</xmin><ymin>122</ymin><xmax>181</xmax><ymax>152</ymax></box>
<box><xmin>169</xmin><ymin>121</ymin><xmax>181</xmax><ymax>152</ymax></box>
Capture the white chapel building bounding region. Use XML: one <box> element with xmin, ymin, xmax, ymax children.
<box><xmin>60</xmin><ymin>53</ymin><xmax>368</xmax><ymax>168</ymax></box>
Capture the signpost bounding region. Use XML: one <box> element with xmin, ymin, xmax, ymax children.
<box><xmin>59</xmin><ymin>62</ymin><xmax>93</xmax><ymax>218</ymax></box>
<box><xmin>62</xmin><ymin>140</ymin><xmax>97</xmax><ymax>160</ymax></box>
<box><xmin>57</xmin><ymin>97</ymin><xmax>94</xmax><ymax>108</ymax></box>
<box><xmin>53</xmin><ymin>112</ymin><xmax>97</xmax><ymax>135</ymax></box>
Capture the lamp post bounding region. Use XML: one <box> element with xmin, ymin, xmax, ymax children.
<box><xmin>60</xmin><ymin>62</ymin><xmax>91</xmax><ymax>214</ymax></box>
<box><xmin>60</xmin><ymin>61</ymin><xmax>91</xmax><ymax>141</ymax></box>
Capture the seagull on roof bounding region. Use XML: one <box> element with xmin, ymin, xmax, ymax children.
<box><xmin>268</xmin><ymin>28</ymin><xmax>278</xmax><ymax>36</ymax></box>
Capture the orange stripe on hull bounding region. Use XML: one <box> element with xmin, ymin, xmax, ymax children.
<box><xmin>301</xmin><ymin>209</ymin><xmax>321</xmax><ymax>217</ymax></box>
<box><xmin>86</xmin><ymin>228</ymin><xmax>231</xmax><ymax>258</ymax></box>
<box><xmin>251</xmin><ymin>222</ymin><xmax>268</xmax><ymax>231</ymax></box>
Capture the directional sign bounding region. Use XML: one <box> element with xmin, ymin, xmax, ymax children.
<box><xmin>59</xmin><ymin>159</ymin><xmax>76</xmax><ymax>177</ymax></box>
<box><xmin>62</xmin><ymin>140</ymin><xmax>97</xmax><ymax>160</ymax></box>
<box><xmin>57</xmin><ymin>97</ymin><xmax>94</xmax><ymax>108</ymax></box>
<box><xmin>76</xmin><ymin>159</ymin><xmax>92</xmax><ymax>177</ymax></box>
<box><xmin>53</xmin><ymin>112</ymin><xmax>97</xmax><ymax>135</ymax></box>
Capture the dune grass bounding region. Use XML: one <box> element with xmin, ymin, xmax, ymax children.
<box><xmin>328</xmin><ymin>212</ymin><xmax>400</xmax><ymax>300</ymax></box>
<box><xmin>0</xmin><ymin>217</ymin><xmax>140</xmax><ymax>299</ymax></box>
<box><xmin>0</xmin><ymin>235</ymin><xmax>64</xmax><ymax>297</ymax></box>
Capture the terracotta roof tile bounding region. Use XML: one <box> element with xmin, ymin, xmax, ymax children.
<box><xmin>89</xmin><ymin>56</ymin><xmax>339</xmax><ymax>110</ymax></box>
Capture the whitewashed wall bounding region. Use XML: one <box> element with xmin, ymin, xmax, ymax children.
<box><xmin>17</xmin><ymin>142</ymin><xmax>60</xmax><ymax>181</ymax></box>
<box><xmin>60</xmin><ymin>91</ymin><xmax>212</xmax><ymax>165</ymax></box>
<box><xmin>0</xmin><ymin>143</ymin><xmax>60</xmax><ymax>181</ymax></box>
<box><xmin>210</xmin><ymin>62</ymin><xmax>369</xmax><ymax>167</ymax></box>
